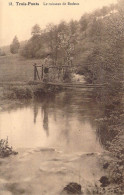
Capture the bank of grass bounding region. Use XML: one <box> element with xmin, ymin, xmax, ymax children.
<box><xmin>0</xmin><ymin>54</ymin><xmax>61</xmax><ymax>104</ymax></box>
<box><xmin>2</xmin><ymin>85</ymin><xmax>33</xmax><ymax>99</ymax></box>
<box><xmin>0</xmin><ymin>81</ymin><xmax>62</xmax><ymax>112</ymax></box>
<box><xmin>0</xmin><ymin>54</ymin><xmax>42</xmax><ymax>82</ymax></box>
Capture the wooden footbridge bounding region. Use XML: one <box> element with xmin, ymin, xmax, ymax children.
<box><xmin>33</xmin><ymin>63</ymin><xmax>104</xmax><ymax>89</ymax></box>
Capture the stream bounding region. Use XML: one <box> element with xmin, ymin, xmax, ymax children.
<box><xmin>0</xmin><ymin>90</ymin><xmax>107</xmax><ymax>195</ymax></box>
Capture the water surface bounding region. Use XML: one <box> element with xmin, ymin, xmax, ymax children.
<box><xmin>0</xmin><ymin>90</ymin><xmax>107</xmax><ymax>194</ymax></box>
<box><xmin>0</xmin><ymin>90</ymin><xmax>103</xmax><ymax>153</ymax></box>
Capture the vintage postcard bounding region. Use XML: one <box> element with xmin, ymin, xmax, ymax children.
<box><xmin>0</xmin><ymin>0</ymin><xmax>123</xmax><ymax>194</ymax></box>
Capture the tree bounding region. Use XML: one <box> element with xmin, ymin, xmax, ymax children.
<box><xmin>10</xmin><ymin>36</ymin><xmax>20</xmax><ymax>54</ymax></box>
<box><xmin>21</xmin><ymin>24</ymin><xmax>42</xmax><ymax>58</ymax></box>
<box><xmin>31</xmin><ymin>24</ymin><xmax>41</xmax><ymax>36</ymax></box>
<box><xmin>80</xmin><ymin>14</ymin><xmax>88</xmax><ymax>33</ymax></box>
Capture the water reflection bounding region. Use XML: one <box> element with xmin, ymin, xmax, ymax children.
<box><xmin>42</xmin><ymin>105</ymin><xmax>49</xmax><ymax>136</ymax></box>
<box><xmin>33</xmin><ymin>104</ymin><xmax>38</xmax><ymax>124</ymax></box>
<box><xmin>33</xmin><ymin>101</ymin><xmax>50</xmax><ymax>136</ymax></box>
<box><xmin>0</xmin><ymin>90</ymin><xmax>106</xmax><ymax>153</ymax></box>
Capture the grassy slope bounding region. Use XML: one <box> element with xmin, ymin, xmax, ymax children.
<box><xmin>0</xmin><ymin>54</ymin><xmax>42</xmax><ymax>82</ymax></box>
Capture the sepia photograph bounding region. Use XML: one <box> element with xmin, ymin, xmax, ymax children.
<box><xmin>0</xmin><ymin>0</ymin><xmax>124</xmax><ymax>194</ymax></box>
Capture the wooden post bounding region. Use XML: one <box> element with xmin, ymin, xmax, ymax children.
<box><xmin>34</xmin><ymin>63</ymin><xmax>37</xmax><ymax>80</ymax></box>
<box><xmin>41</xmin><ymin>64</ymin><xmax>44</xmax><ymax>80</ymax></box>
<box><xmin>36</xmin><ymin>67</ymin><xmax>40</xmax><ymax>80</ymax></box>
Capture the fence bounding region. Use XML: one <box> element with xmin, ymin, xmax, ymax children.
<box><xmin>33</xmin><ymin>63</ymin><xmax>75</xmax><ymax>82</ymax></box>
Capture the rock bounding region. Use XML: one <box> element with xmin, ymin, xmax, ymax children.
<box><xmin>103</xmin><ymin>162</ymin><xmax>109</xmax><ymax>169</ymax></box>
<box><xmin>13</xmin><ymin>151</ymin><xmax>18</xmax><ymax>155</ymax></box>
<box><xmin>62</xmin><ymin>182</ymin><xmax>82</xmax><ymax>194</ymax></box>
<box><xmin>86</xmin><ymin>153</ymin><xmax>94</xmax><ymax>156</ymax></box>
<box><xmin>99</xmin><ymin>176</ymin><xmax>110</xmax><ymax>187</ymax></box>
<box><xmin>40</xmin><ymin>147</ymin><xmax>55</xmax><ymax>152</ymax></box>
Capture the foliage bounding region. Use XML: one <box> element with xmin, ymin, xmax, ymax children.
<box><xmin>31</xmin><ymin>24</ymin><xmax>41</xmax><ymax>36</ymax></box>
<box><xmin>10</xmin><ymin>36</ymin><xmax>20</xmax><ymax>54</ymax></box>
<box><xmin>20</xmin><ymin>1</ymin><xmax>124</xmax><ymax>88</ymax></box>
<box><xmin>95</xmin><ymin>92</ymin><xmax>124</xmax><ymax>194</ymax></box>
<box><xmin>0</xmin><ymin>137</ymin><xmax>18</xmax><ymax>158</ymax></box>
<box><xmin>20</xmin><ymin>35</ymin><xmax>42</xmax><ymax>58</ymax></box>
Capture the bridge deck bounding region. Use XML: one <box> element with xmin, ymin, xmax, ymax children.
<box><xmin>33</xmin><ymin>81</ymin><xmax>106</xmax><ymax>88</ymax></box>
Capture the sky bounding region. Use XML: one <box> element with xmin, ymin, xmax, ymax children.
<box><xmin>0</xmin><ymin>0</ymin><xmax>117</xmax><ymax>46</ymax></box>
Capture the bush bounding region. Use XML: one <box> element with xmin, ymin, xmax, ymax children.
<box><xmin>3</xmin><ymin>86</ymin><xmax>33</xmax><ymax>99</ymax></box>
<box><xmin>0</xmin><ymin>137</ymin><xmax>18</xmax><ymax>158</ymax></box>
<box><xmin>11</xmin><ymin>86</ymin><xmax>33</xmax><ymax>99</ymax></box>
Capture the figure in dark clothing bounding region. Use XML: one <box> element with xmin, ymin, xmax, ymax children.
<box><xmin>43</xmin><ymin>54</ymin><xmax>52</xmax><ymax>82</ymax></box>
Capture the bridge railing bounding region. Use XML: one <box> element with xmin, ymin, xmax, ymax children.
<box><xmin>33</xmin><ymin>63</ymin><xmax>76</xmax><ymax>82</ymax></box>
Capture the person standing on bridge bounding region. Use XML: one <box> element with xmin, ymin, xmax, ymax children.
<box><xmin>43</xmin><ymin>54</ymin><xmax>53</xmax><ymax>82</ymax></box>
